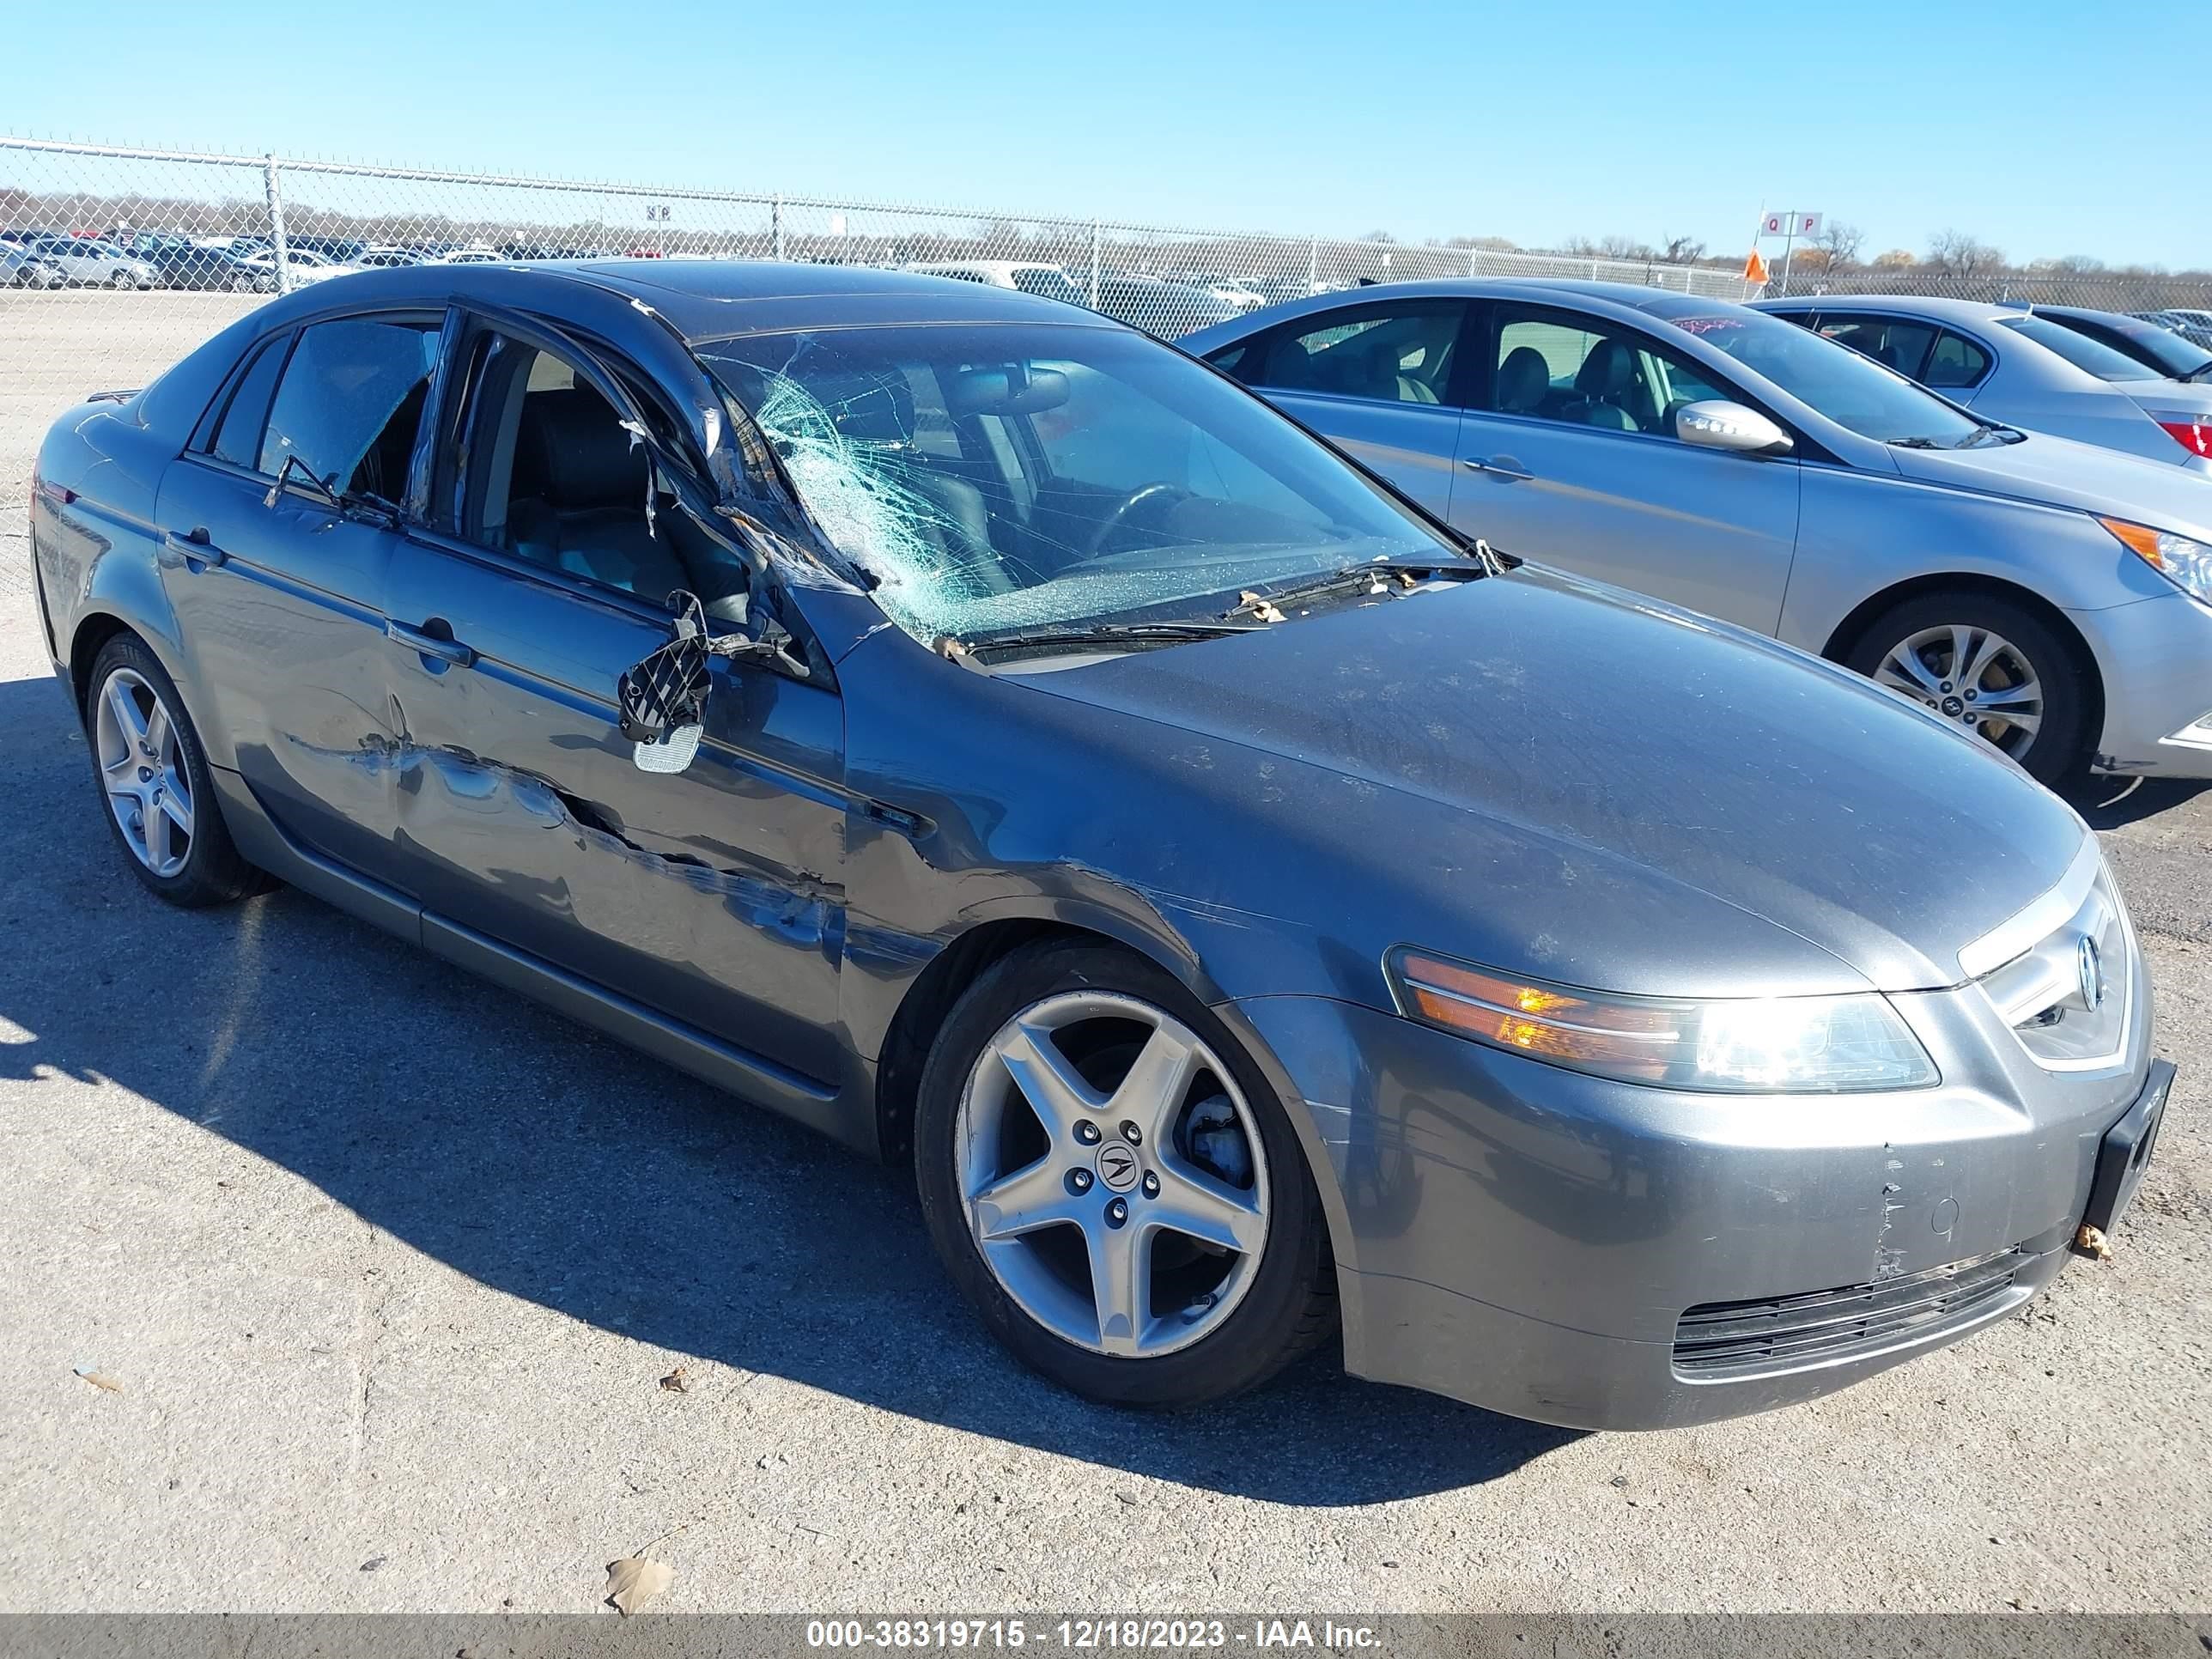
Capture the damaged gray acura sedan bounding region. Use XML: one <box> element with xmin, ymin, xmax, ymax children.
<box><xmin>31</xmin><ymin>261</ymin><xmax>2171</xmax><ymax>1429</ymax></box>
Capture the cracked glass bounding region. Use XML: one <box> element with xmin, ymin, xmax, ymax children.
<box><xmin>698</xmin><ymin>324</ymin><xmax>1458</xmax><ymax>645</ymax></box>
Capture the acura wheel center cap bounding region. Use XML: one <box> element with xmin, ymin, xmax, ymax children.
<box><xmin>1094</xmin><ymin>1140</ymin><xmax>1141</xmax><ymax>1193</ymax></box>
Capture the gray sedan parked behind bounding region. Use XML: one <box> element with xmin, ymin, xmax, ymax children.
<box><xmin>1183</xmin><ymin>280</ymin><xmax>2212</xmax><ymax>784</ymax></box>
<box><xmin>1753</xmin><ymin>294</ymin><xmax>2212</xmax><ymax>477</ymax></box>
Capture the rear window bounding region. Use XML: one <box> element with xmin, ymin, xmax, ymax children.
<box><xmin>2002</xmin><ymin>317</ymin><xmax>2154</xmax><ymax>382</ymax></box>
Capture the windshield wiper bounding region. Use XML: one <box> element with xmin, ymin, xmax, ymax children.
<box><xmin>2183</xmin><ymin>362</ymin><xmax>2212</xmax><ymax>384</ymax></box>
<box><xmin>958</xmin><ymin>620</ymin><xmax>1262</xmax><ymax>659</ymax></box>
<box><xmin>1953</xmin><ymin>424</ymin><xmax>2022</xmax><ymax>449</ymax></box>
<box><xmin>1222</xmin><ymin>555</ymin><xmax>1489</xmax><ymax>621</ymax></box>
<box><xmin>1887</xmin><ymin>436</ymin><xmax>1944</xmax><ymax>449</ymax></box>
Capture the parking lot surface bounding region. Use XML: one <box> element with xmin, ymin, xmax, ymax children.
<box><xmin>2</xmin><ymin>605</ymin><xmax>2206</xmax><ymax>1615</ymax></box>
<box><xmin>0</xmin><ymin>301</ymin><xmax>2206</xmax><ymax>1616</ymax></box>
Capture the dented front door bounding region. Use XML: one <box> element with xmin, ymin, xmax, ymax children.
<box><xmin>380</xmin><ymin>539</ymin><xmax>848</xmax><ymax>1087</ymax></box>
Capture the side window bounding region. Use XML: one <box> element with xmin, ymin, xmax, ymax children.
<box><xmin>1250</xmin><ymin>304</ymin><xmax>1464</xmax><ymax>405</ymax></box>
<box><xmin>206</xmin><ymin>334</ymin><xmax>291</xmax><ymax>468</ymax></box>
<box><xmin>1925</xmin><ymin>331</ymin><xmax>1992</xmax><ymax>390</ymax></box>
<box><xmin>1487</xmin><ymin>309</ymin><xmax>1745</xmax><ymax>439</ymax></box>
<box><xmin>258</xmin><ymin>318</ymin><xmax>439</xmax><ymax>497</ymax></box>
<box><xmin>1204</xmin><ymin>340</ymin><xmax>1255</xmax><ymax>381</ymax></box>
<box><xmin>450</xmin><ymin>329</ymin><xmax>744</xmax><ymax>615</ymax></box>
<box><xmin>1815</xmin><ymin>316</ymin><xmax>1937</xmax><ymax>380</ymax></box>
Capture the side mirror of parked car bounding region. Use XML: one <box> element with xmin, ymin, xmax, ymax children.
<box><xmin>1673</xmin><ymin>400</ymin><xmax>1794</xmax><ymax>456</ymax></box>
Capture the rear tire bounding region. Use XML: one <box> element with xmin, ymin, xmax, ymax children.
<box><xmin>1845</xmin><ymin>591</ymin><xmax>2093</xmax><ymax>786</ymax></box>
<box><xmin>82</xmin><ymin>635</ymin><xmax>263</xmax><ymax>907</ymax></box>
<box><xmin>915</xmin><ymin>939</ymin><xmax>1336</xmax><ymax>1408</ymax></box>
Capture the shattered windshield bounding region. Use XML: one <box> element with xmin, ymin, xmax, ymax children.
<box><xmin>698</xmin><ymin>324</ymin><xmax>1458</xmax><ymax>644</ymax></box>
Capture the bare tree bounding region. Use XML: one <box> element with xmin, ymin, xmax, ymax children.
<box><xmin>1871</xmin><ymin>247</ymin><xmax>1917</xmax><ymax>269</ymax></box>
<box><xmin>1927</xmin><ymin>229</ymin><xmax>2007</xmax><ymax>279</ymax></box>
<box><xmin>1596</xmin><ymin>234</ymin><xmax>1656</xmax><ymax>261</ymax></box>
<box><xmin>1813</xmin><ymin>220</ymin><xmax>1864</xmax><ymax>270</ymax></box>
<box><xmin>1359</xmin><ymin>228</ymin><xmax>1395</xmax><ymax>243</ymax></box>
<box><xmin>1660</xmin><ymin>234</ymin><xmax>1706</xmax><ymax>264</ymax></box>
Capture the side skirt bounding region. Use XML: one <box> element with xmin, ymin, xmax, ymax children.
<box><xmin>206</xmin><ymin>765</ymin><xmax>871</xmax><ymax>1153</ymax></box>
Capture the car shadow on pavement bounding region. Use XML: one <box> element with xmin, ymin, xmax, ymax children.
<box><xmin>2061</xmin><ymin>774</ymin><xmax>2212</xmax><ymax>830</ymax></box>
<box><xmin>0</xmin><ymin>668</ymin><xmax>1573</xmax><ymax>1505</ymax></box>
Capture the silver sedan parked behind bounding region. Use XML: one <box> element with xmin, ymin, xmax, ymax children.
<box><xmin>1753</xmin><ymin>294</ymin><xmax>2212</xmax><ymax>477</ymax></box>
<box><xmin>1182</xmin><ymin>280</ymin><xmax>2212</xmax><ymax>783</ymax></box>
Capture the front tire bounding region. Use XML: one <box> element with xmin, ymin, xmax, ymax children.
<box><xmin>1845</xmin><ymin>592</ymin><xmax>2093</xmax><ymax>785</ymax></box>
<box><xmin>83</xmin><ymin>635</ymin><xmax>261</xmax><ymax>907</ymax></box>
<box><xmin>915</xmin><ymin>939</ymin><xmax>1336</xmax><ymax>1408</ymax></box>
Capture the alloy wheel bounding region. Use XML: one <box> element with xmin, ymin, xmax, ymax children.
<box><xmin>1874</xmin><ymin>623</ymin><xmax>2044</xmax><ymax>762</ymax></box>
<box><xmin>955</xmin><ymin>990</ymin><xmax>1270</xmax><ymax>1358</ymax></box>
<box><xmin>93</xmin><ymin>666</ymin><xmax>195</xmax><ymax>878</ymax></box>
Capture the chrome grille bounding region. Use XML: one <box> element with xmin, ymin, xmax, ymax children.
<box><xmin>1674</xmin><ymin>1248</ymin><xmax>2025</xmax><ymax>1377</ymax></box>
<box><xmin>1978</xmin><ymin>863</ymin><xmax>2133</xmax><ymax>1070</ymax></box>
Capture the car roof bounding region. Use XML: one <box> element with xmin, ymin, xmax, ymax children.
<box><xmin>1752</xmin><ymin>293</ymin><xmax>2025</xmax><ymax>325</ymax></box>
<box><xmin>234</xmin><ymin>258</ymin><xmax>1103</xmax><ymax>343</ymax></box>
<box><xmin>1182</xmin><ymin>277</ymin><xmax>1765</xmax><ymax>346</ymax></box>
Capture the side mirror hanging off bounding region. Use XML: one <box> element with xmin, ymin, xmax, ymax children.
<box><xmin>618</xmin><ymin>592</ymin><xmax>713</xmax><ymax>774</ymax></box>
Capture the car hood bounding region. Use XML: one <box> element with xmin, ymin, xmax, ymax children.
<box><xmin>1888</xmin><ymin>429</ymin><xmax>2212</xmax><ymax>538</ymax></box>
<box><xmin>1019</xmin><ymin>568</ymin><xmax>2087</xmax><ymax>999</ymax></box>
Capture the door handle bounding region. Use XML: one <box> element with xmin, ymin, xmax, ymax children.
<box><xmin>158</xmin><ymin>526</ymin><xmax>227</xmax><ymax>570</ymax></box>
<box><xmin>386</xmin><ymin>618</ymin><xmax>477</xmax><ymax>669</ymax></box>
<box><xmin>1463</xmin><ymin>455</ymin><xmax>1534</xmax><ymax>482</ymax></box>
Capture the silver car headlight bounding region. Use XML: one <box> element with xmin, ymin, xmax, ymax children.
<box><xmin>1387</xmin><ymin>950</ymin><xmax>1939</xmax><ymax>1093</ymax></box>
<box><xmin>2100</xmin><ymin>518</ymin><xmax>2212</xmax><ymax>605</ymax></box>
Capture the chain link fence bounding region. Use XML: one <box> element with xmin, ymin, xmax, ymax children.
<box><xmin>1</xmin><ymin>136</ymin><xmax>1759</xmax><ymax>596</ymax></box>
<box><xmin>11</xmin><ymin>137</ymin><xmax>2212</xmax><ymax>600</ymax></box>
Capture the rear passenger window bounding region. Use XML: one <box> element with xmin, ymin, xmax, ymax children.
<box><xmin>1251</xmin><ymin>304</ymin><xmax>1464</xmax><ymax>405</ymax></box>
<box><xmin>209</xmin><ymin>335</ymin><xmax>290</xmax><ymax>467</ymax></box>
<box><xmin>258</xmin><ymin>318</ymin><xmax>439</xmax><ymax>498</ymax></box>
<box><xmin>1816</xmin><ymin>317</ymin><xmax>1936</xmax><ymax>380</ymax></box>
<box><xmin>1925</xmin><ymin>331</ymin><xmax>1991</xmax><ymax>390</ymax></box>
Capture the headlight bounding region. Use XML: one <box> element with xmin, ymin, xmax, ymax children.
<box><xmin>1387</xmin><ymin>950</ymin><xmax>1939</xmax><ymax>1093</ymax></box>
<box><xmin>2100</xmin><ymin>517</ymin><xmax>2212</xmax><ymax>605</ymax></box>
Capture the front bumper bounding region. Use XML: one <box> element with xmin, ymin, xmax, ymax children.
<box><xmin>2073</xmin><ymin>586</ymin><xmax>2212</xmax><ymax>776</ymax></box>
<box><xmin>1233</xmin><ymin>975</ymin><xmax>2154</xmax><ymax>1431</ymax></box>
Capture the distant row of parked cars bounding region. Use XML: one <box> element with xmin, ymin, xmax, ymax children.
<box><xmin>0</xmin><ymin>229</ymin><xmax>559</xmax><ymax>293</ymax></box>
<box><xmin>1182</xmin><ymin>283</ymin><xmax>2212</xmax><ymax>785</ymax></box>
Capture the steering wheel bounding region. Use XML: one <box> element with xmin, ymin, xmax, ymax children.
<box><xmin>1085</xmin><ymin>480</ymin><xmax>1190</xmax><ymax>556</ymax></box>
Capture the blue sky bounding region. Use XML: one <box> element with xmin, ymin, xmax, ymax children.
<box><xmin>10</xmin><ymin>0</ymin><xmax>2193</xmax><ymax>270</ymax></box>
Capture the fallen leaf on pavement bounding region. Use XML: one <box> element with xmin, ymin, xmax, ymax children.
<box><xmin>605</xmin><ymin>1556</ymin><xmax>673</xmax><ymax>1616</ymax></box>
<box><xmin>659</xmin><ymin>1367</ymin><xmax>689</xmax><ymax>1394</ymax></box>
<box><xmin>74</xmin><ymin>1369</ymin><xmax>123</xmax><ymax>1395</ymax></box>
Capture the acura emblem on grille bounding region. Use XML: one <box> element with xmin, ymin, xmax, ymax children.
<box><xmin>2077</xmin><ymin>935</ymin><xmax>2106</xmax><ymax>1013</ymax></box>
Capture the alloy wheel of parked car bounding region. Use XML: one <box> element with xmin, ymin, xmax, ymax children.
<box><xmin>1847</xmin><ymin>593</ymin><xmax>2091</xmax><ymax>784</ymax></box>
<box><xmin>94</xmin><ymin>664</ymin><xmax>196</xmax><ymax>878</ymax></box>
<box><xmin>84</xmin><ymin>636</ymin><xmax>262</xmax><ymax>906</ymax></box>
<box><xmin>228</xmin><ymin>272</ymin><xmax>254</xmax><ymax>293</ymax></box>
<box><xmin>915</xmin><ymin>941</ymin><xmax>1334</xmax><ymax>1407</ymax></box>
